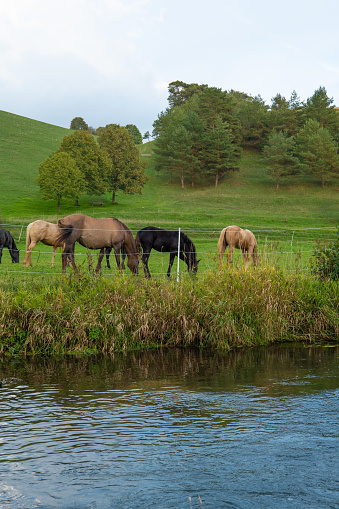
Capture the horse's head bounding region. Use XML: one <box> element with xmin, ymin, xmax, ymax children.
<box><xmin>191</xmin><ymin>258</ymin><xmax>200</xmax><ymax>274</ymax></box>
<box><xmin>11</xmin><ymin>246</ymin><xmax>20</xmax><ymax>263</ymax></box>
<box><xmin>127</xmin><ymin>253</ymin><xmax>139</xmax><ymax>275</ymax></box>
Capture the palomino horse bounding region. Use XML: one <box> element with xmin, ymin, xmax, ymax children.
<box><xmin>0</xmin><ymin>228</ymin><xmax>20</xmax><ymax>264</ymax></box>
<box><xmin>135</xmin><ymin>226</ymin><xmax>200</xmax><ymax>278</ymax></box>
<box><xmin>217</xmin><ymin>225</ymin><xmax>258</xmax><ymax>270</ymax></box>
<box><xmin>57</xmin><ymin>214</ymin><xmax>139</xmax><ymax>274</ymax></box>
<box><xmin>23</xmin><ymin>220</ymin><xmax>65</xmax><ymax>267</ymax></box>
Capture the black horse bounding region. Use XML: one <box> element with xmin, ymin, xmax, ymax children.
<box><xmin>0</xmin><ymin>228</ymin><xmax>20</xmax><ymax>264</ymax></box>
<box><xmin>135</xmin><ymin>226</ymin><xmax>200</xmax><ymax>278</ymax></box>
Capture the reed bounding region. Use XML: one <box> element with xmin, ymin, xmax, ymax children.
<box><xmin>0</xmin><ymin>266</ymin><xmax>337</xmax><ymax>356</ymax></box>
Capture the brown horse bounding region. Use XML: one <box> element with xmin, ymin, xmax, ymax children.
<box><xmin>57</xmin><ymin>214</ymin><xmax>139</xmax><ymax>274</ymax></box>
<box><xmin>23</xmin><ymin>220</ymin><xmax>64</xmax><ymax>267</ymax></box>
<box><xmin>217</xmin><ymin>225</ymin><xmax>258</xmax><ymax>270</ymax></box>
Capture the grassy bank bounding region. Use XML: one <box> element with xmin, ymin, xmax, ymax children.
<box><xmin>1</xmin><ymin>268</ymin><xmax>338</xmax><ymax>355</ymax></box>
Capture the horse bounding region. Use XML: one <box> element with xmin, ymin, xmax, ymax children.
<box><xmin>135</xmin><ymin>226</ymin><xmax>200</xmax><ymax>278</ymax></box>
<box><xmin>23</xmin><ymin>220</ymin><xmax>66</xmax><ymax>267</ymax></box>
<box><xmin>217</xmin><ymin>225</ymin><xmax>258</xmax><ymax>270</ymax></box>
<box><xmin>57</xmin><ymin>214</ymin><xmax>139</xmax><ymax>275</ymax></box>
<box><xmin>0</xmin><ymin>228</ymin><xmax>20</xmax><ymax>264</ymax></box>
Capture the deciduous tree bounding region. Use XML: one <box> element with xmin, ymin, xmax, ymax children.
<box><xmin>70</xmin><ymin>117</ymin><xmax>88</xmax><ymax>130</ymax></box>
<box><xmin>37</xmin><ymin>152</ymin><xmax>85</xmax><ymax>212</ymax></box>
<box><xmin>98</xmin><ymin>124</ymin><xmax>148</xmax><ymax>203</ymax></box>
<box><xmin>60</xmin><ymin>130</ymin><xmax>111</xmax><ymax>198</ymax></box>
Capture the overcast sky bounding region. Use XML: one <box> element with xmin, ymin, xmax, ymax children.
<box><xmin>1</xmin><ymin>0</ymin><xmax>338</xmax><ymax>135</ymax></box>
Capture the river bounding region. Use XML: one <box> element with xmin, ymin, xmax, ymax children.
<box><xmin>1</xmin><ymin>346</ymin><xmax>338</xmax><ymax>508</ymax></box>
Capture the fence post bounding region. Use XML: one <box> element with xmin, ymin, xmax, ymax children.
<box><xmin>177</xmin><ymin>227</ymin><xmax>181</xmax><ymax>282</ymax></box>
<box><xmin>18</xmin><ymin>225</ymin><xmax>24</xmax><ymax>243</ymax></box>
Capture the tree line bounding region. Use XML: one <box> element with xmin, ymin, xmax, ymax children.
<box><xmin>152</xmin><ymin>81</ymin><xmax>339</xmax><ymax>189</ymax></box>
<box><xmin>38</xmin><ymin>124</ymin><xmax>148</xmax><ymax>212</ymax></box>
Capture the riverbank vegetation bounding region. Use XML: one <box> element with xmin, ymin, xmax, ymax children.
<box><xmin>0</xmin><ymin>266</ymin><xmax>338</xmax><ymax>356</ymax></box>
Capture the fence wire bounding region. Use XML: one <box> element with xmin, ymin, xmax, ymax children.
<box><xmin>0</xmin><ymin>223</ymin><xmax>337</xmax><ymax>278</ymax></box>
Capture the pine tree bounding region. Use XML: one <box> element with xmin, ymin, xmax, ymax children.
<box><xmin>262</xmin><ymin>131</ymin><xmax>300</xmax><ymax>190</ymax></box>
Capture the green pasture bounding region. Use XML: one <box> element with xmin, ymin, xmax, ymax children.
<box><xmin>0</xmin><ymin>110</ymin><xmax>338</xmax><ymax>279</ymax></box>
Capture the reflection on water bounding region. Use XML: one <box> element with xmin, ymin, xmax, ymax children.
<box><xmin>0</xmin><ymin>346</ymin><xmax>338</xmax><ymax>509</ymax></box>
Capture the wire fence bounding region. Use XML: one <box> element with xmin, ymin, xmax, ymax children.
<box><xmin>0</xmin><ymin>223</ymin><xmax>337</xmax><ymax>278</ymax></box>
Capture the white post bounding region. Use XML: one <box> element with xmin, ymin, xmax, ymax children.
<box><xmin>18</xmin><ymin>225</ymin><xmax>24</xmax><ymax>243</ymax></box>
<box><xmin>177</xmin><ymin>227</ymin><xmax>181</xmax><ymax>282</ymax></box>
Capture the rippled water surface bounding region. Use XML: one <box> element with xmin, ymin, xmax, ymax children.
<box><xmin>1</xmin><ymin>346</ymin><xmax>338</xmax><ymax>509</ymax></box>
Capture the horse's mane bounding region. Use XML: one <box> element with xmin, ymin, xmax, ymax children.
<box><xmin>180</xmin><ymin>232</ymin><xmax>196</xmax><ymax>258</ymax></box>
<box><xmin>110</xmin><ymin>217</ymin><xmax>130</xmax><ymax>231</ymax></box>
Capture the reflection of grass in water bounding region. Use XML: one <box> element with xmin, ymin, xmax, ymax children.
<box><xmin>188</xmin><ymin>495</ymin><xmax>204</xmax><ymax>508</ymax></box>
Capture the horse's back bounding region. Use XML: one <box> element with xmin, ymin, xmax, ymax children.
<box><xmin>59</xmin><ymin>214</ymin><xmax>133</xmax><ymax>249</ymax></box>
<box><xmin>29</xmin><ymin>220</ymin><xmax>59</xmax><ymax>245</ymax></box>
<box><xmin>137</xmin><ymin>226</ymin><xmax>178</xmax><ymax>252</ymax></box>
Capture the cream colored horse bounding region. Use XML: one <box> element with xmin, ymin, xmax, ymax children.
<box><xmin>217</xmin><ymin>225</ymin><xmax>258</xmax><ymax>270</ymax></box>
<box><xmin>23</xmin><ymin>220</ymin><xmax>64</xmax><ymax>267</ymax></box>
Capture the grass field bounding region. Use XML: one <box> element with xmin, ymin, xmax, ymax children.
<box><xmin>0</xmin><ymin>110</ymin><xmax>338</xmax><ymax>278</ymax></box>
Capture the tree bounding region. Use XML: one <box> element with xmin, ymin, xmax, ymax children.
<box><xmin>59</xmin><ymin>130</ymin><xmax>111</xmax><ymax>198</ymax></box>
<box><xmin>98</xmin><ymin>124</ymin><xmax>148</xmax><ymax>203</ymax></box>
<box><xmin>143</xmin><ymin>131</ymin><xmax>151</xmax><ymax>142</ymax></box>
<box><xmin>167</xmin><ymin>80</ymin><xmax>207</xmax><ymax>108</ymax></box>
<box><xmin>70</xmin><ymin>117</ymin><xmax>89</xmax><ymax>130</ymax></box>
<box><xmin>37</xmin><ymin>152</ymin><xmax>85</xmax><ymax>212</ymax></box>
<box><xmin>125</xmin><ymin>124</ymin><xmax>143</xmax><ymax>144</ymax></box>
<box><xmin>296</xmin><ymin>121</ymin><xmax>339</xmax><ymax>188</ymax></box>
<box><xmin>236</xmin><ymin>94</ymin><xmax>269</xmax><ymax>150</ymax></box>
<box><xmin>303</xmin><ymin>87</ymin><xmax>339</xmax><ymax>140</ymax></box>
<box><xmin>262</xmin><ymin>131</ymin><xmax>300</xmax><ymax>190</ymax></box>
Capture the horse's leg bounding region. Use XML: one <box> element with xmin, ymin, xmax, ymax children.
<box><xmin>121</xmin><ymin>247</ymin><xmax>126</xmax><ymax>270</ymax></box>
<box><xmin>167</xmin><ymin>252</ymin><xmax>176</xmax><ymax>277</ymax></box>
<box><xmin>0</xmin><ymin>247</ymin><xmax>2</xmax><ymax>264</ymax></box>
<box><xmin>105</xmin><ymin>248</ymin><xmax>111</xmax><ymax>269</ymax></box>
<box><xmin>112</xmin><ymin>247</ymin><xmax>122</xmax><ymax>273</ymax></box>
<box><xmin>227</xmin><ymin>246</ymin><xmax>234</xmax><ymax>266</ymax></box>
<box><xmin>245</xmin><ymin>252</ymin><xmax>250</xmax><ymax>270</ymax></box>
<box><xmin>51</xmin><ymin>246</ymin><xmax>57</xmax><ymax>268</ymax></box>
<box><xmin>62</xmin><ymin>243</ymin><xmax>76</xmax><ymax>273</ymax></box>
<box><xmin>95</xmin><ymin>248</ymin><xmax>105</xmax><ymax>273</ymax></box>
<box><xmin>23</xmin><ymin>240</ymin><xmax>37</xmax><ymax>267</ymax></box>
<box><xmin>142</xmin><ymin>252</ymin><xmax>151</xmax><ymax>278</ymax></box>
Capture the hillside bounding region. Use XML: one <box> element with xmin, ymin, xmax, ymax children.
<box><xmin>0</xmin><ymin>110</ymin><xmax>338</xmax><ymax>232</ymax></box>
<box><xmin>0</xmin><ymin>110</ymin><xmax>72</xmax><ymax>221</ymax></box>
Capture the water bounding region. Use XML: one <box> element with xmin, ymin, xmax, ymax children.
<box><xmin>0</xmin><ymin>346</ymin><xmax>338</xmax><ymax>509</ymax></box>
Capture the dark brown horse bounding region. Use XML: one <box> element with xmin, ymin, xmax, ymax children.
<box><xmin>57</xmin><ymin>214</ymin><xmax>139</xmax><ymax>274</ymax></box>
<box><xmin>217</xmin><ymin>225</ymin><xmax>258</xmax><ymax>270</ymax></box>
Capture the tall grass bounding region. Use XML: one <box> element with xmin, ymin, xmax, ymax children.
<box><xmin>1</xmin><ymin>266</ymin><xmax>338</xmax><ymax>356</ymax></box>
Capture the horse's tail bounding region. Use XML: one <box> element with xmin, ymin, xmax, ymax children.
<box><xmin>23</xmin><ymin>223</ymin><xmax>33</xmax><ymax>266</ymax></box>
<box><xmin>25</xmin><ymin>223</ymin><xmax>32</xmax><ymax>251</ymax></box>
<box><xmin>57</xmin><ymin>219</ymin><xmax>73</xmax><ymax>244</ymax></box>
<box><xmin>217</xmin><ymin>228</ymin><xmax>228</xmax><ymax>253</ymax></box>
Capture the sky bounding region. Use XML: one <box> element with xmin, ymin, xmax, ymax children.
<box><xmin>1</xmin><ymin>0</ymin><xmax>339</xmax><ymax>135</ymax></box>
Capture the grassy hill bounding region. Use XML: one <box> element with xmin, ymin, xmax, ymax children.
<box><xmin>0</xmin><ymin>110</ymin><xmax>338</xmax><ymax>274</ymax></box>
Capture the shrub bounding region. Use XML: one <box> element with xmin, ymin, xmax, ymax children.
<box><xmin>312</xmin><ymin>228</ymin><xmax>339</xmax><ymax>280</ymax></box>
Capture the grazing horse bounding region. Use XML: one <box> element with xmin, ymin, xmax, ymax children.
<box><xmin>135</xmin><ymin>226</ymin><xmax>200</xmax><ymax>278</ymax></box>
<box><xmin>0</xmin><ymin>228</ymin><xmax>20</xmax><ymax>264</ymax></box>
<box><xmin>23</xmin><ymin>220</ymin><xmax>66</xmax><ymax>267</ymax></box>
<box><xmin>217</xmin><ymin>225</ymin><xmax>258</xmax><ymax>270</ymax></box>
<box><xmin>57</xmin><ymin>214</ymin><xmax>139</xmax><ymax>274</ymax></box>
